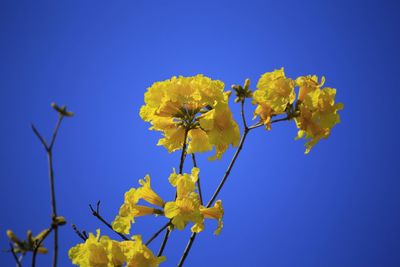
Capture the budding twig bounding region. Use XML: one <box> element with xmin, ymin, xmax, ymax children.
<box><xmin>31</xmin><ymin>104</ymin><xmax>71</xmax><ymax>267</ymax></box>
<box><xmin>71</xmin><ymin>224</ymin><xmax>87</xmax><ymax>241</ymax></box>
<box><xmin>89</xmin><ymin>201</ymin><xmax>129</xmax><ymax>241</ymax></box>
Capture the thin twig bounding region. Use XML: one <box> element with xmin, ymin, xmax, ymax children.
<box><xmin>240</xmin><ymin>99</ymin><xmax>248</xmax><ymax>130</ymax></box>
<box><xmin>192</xmin><ymin>154</ymin><xmax>203</xmax><ymax>205</ymax></box>
<box><xmin>178</xmin><ymin>129</ymin><xmax>189</xmax><ymax>174</ymax></box>
<box><xmin>178</xmin><ymin>128</ymin><xmax>250</xmax><ymax>267</ymax></box>
<box><xmin>32</xmin><ymin>114</ymin><xmax>65</xmax><ymax>267</ymax></box>
<box><xmin>178</xmin><ymin>115</ymin><xmax>293</xmax><ymax>266</ymax></box>
<box><xmin>89</xmin><ymin>201</ymin><xmax>129</xmax><ymax>241</ymax></box>
<box><xmin>31</xmin><ymin>124</ymin><xmax>48</xmax><ymax>150</ymax></box>
<box><xmin>71</xmin><ymin>224</ymin><xmax>87</xmax><ymax>241</ymax></box>
<box><xmin>9</xmin><ymin>243</ymin><xmax>21</xmax><ymax>267</ymax></box>
<box><xmin>32</xmin><ymin>228</ymin><xmax>52</xmax><ymax>267</ymax></box>
<box><xmin>248</xmin><ymin>116</ymin><xmax>291</xmax><ymax>130</ymax></box>
<box><xmin>157</xmin><ymin>129</ymin><xmax>189</xmax><ymax>257</ymax></box>
<box><xmin>145</xmin><ymin>222</ymin><xmax>170</xmax><ymax>246</ymax></box>
<box><xmin>207</xmin><ymin>129</ymin><xmax>249</xmax><ymax>208</ymax></box>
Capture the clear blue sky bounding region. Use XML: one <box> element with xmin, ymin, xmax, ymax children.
<box><xmin>1</xmin><ymin>0</ymin><xmax>399</xmax><ymax>266</ymax></box>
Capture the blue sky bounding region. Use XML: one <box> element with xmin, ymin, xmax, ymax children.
<box><xmin>1</xmin><ymin>0</ymin><xmax>399</xmax><ymax>266</ymax></box>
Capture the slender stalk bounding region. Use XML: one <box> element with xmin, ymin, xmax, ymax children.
<box><xmin>177</xmin><ymin>115</ymin><xmax>292</xmax><ymax>266</ymax></box>
<box><xmin>9</xmin><ymin>243</ymin><xmax>21</xmax><ymax>267</ymax></box>
<box><xmin>32</xmin><ymin>228</ymin><xmax>52</xmax><ymax>267</ymax></box>
<box><xmin>240</xmin><ymin>99</ymin><xmax>248</xmax><ymax>130</ymax></box>
<box><xmin>157</xmin><ymin>129</ymin><xmax>189</xmax><ymax>257</ymax></box>
<box><xmin>31</xmin><ymin>114</ymin><xmax>65</xmax><ymax>267</ymax></box>
<box><xmin>72</xmin><ymin>224</ymin><xmax>87</xmax><ymax>241</ymax></box>
<box><xmin>248</xmin><ymin>116</ymin><xmax>291</xmax><ymax>130</ymax></box>
<box><xmin>178</xmin><ymin>128</ymin><xmax>250</xmax><ymax>267</ymax></box>
<box><xmin>89</xmin><ymin>202</ymin><xmax>129</xmax><ymax>241</ymax></box>
<box><xmin>145</xmin><ymin>222</ymin><xmax>170</xmax><ymax>246</ymax></box>
<box><xmin>178</xmin><ymin>129</ymin><xmax>189</xmax><ymax>174</ymax></box>
<box><xmin>207</xmin><ymin>128</ymin><xmax>249</xmax><ymax>208</ymax></box>
<box><xmin>191</xmin><ymin>154</ymin><xmax>203</xmax><ymax>205</ymax></box>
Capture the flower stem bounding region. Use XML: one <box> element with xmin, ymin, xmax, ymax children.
<box><xmin>192</xmin><ymin>154</ymin><xmax>203</xmax><ymax>205</ymax></box>
<box><xmin>89</xmin><ymin>201</ymin><xmax>129</xmax><ymax>241</ymax></box>
<box><xmin>177</xmin><ymin>115</ymin><xmax>293</xmax><ymax>266</ymax></box>
<box><xmin>177</xmin><ymin>127</ymin><xmax>250</xmax><ymax>267</ymax></box>
<box><xmin>9</xmin><ymin>243</ymin><xmax>21</xmax><ymax>267</ymax></box>
<box><xmin>145</xmin><ymin>222</ymin><xmax>170</xmax><ymax>246</ymax></box>
<box><xmin>157</xmin><ymin>128</ymin><xmax>189</xmax><ymax>257</ymax></box>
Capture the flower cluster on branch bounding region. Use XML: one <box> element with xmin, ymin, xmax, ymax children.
<box><xmin>5</xmin><ymin>68</ymin><xmax>343</xmax><ymax>267</ymax></box>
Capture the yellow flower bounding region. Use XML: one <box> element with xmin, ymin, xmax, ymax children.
<box><xmin>164</xmin><ymin>192</ymin><xmax>203</xmax><ymax>231</ymax></box>
<box><xmin>168</xmin><ymin>167</ymin><xmax>199</xmax><ymax>199</ymax></box>
<box><xmin>164</xmin><ymin>168</ymin><xmax>224</xmax><ymax>234</ymax></box>
<box><xmin>295</xmin><ymin>76</ymin><xmax>343</xmax><ymax>154</ymax></box>
<box><xmin>252</xmin><ymin>68</ymin><xmax>296</xmax><ymax>129</ymax></box>
<box><xmin>69</xmin><ymin>230</ymin><xmax>110</xmax><ymax>267</ymax></box>
<box><xmin>200</xmin><ymin>200</ymin><xmax>224</xmax><ymax>235</ymax></box>
<box><xmin>140</xmin><ymin>75</ymin><xmax>240</xmax><ymax>160</ymax></box>
<box><xmin>112</xmin><ymin>175</ymin><xmax>164</xmax><ymax>235</ymax></box>
<box><xmin>137</xmin><ymin>175</ymin><xmax>164</xmax><ymax>207</ymax></box>
<box><xmin>68</xmin><ymin>230</ymin><xmax>164</xmax><ymax>267</ymax></box>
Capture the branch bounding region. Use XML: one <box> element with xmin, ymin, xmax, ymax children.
<box><xmin>178</xmin><ymin>114</ymin><xmax>294</xmax><ymax>266</ymax></box>
<box><xmin>178</xmin><ymin>127</ymin><xmax>250</xmax><ymax>267</ymax></box>
<box><xmin>192</xmin><ymin>154</ymin><xmax>203</xmax><ymax>205</ymax></box>
<box><xmin>31</xmin><ymin>124</ymin><xmax>48</xmax><ymax>150</ymax></box>
<box><xmin>71</xmin><ymin>224</ymin><xmax>87</xmax><ymax>241</ymax></box>
<box><xmin>89</xmin><ymin>201</ymin><xmax>129</xmax><ymax>241</ymax></box>
<box><xmin>32</xmin><ymin>228</ymin><xmax>52</xmax><ymax>267</ymax></box>
<box><xmin>157</xmin><ymin>128</ymin><xmax>189</xmax><ymax>257</ymax></box>
<box><xmin>240</xmin><ymin>99</ymin><xmax>248</xmax><ymax>130</ymax></box>
<box><xmin>9</xmin><ymin>243</ymin><xmax>21</xmax><ymax>267</ymax></box>
<box><xmin>248</xmin><ymin>116</ymin><xmax>292</xmax><ymax>130</ymax></box>
<box><xmin>31</xmin><ymin>112</ymin><xmax>67</xmax><ymax>267</ymax></box>
<box><xmin>145</xmin><ymin>222</ymin><xmax>170</xmax><ymax>246</ymax></box>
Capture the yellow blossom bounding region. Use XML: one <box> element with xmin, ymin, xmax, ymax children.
<box><xmin>164</xmin><ymin>168</ymin><xmax>224</xmax><ymax>234</ymax></box>
<box><xmin>68</xmin><ymin>230</ymin><xmax>164</xmax><ymax>267</ymax></box>
<box><xmin>295</xmin><ymin>76</ymin><xmax>343</xmax><ymax>154</ymax></box>
<box><xmin>200</xmin><ymin>200</ymin><xmax>224</xmax><ymax>235</ymax></box>
<box><xmin>252</xmin><ymin>68</ymin><xmax>296</xmax><ymax>129</ymax></box>
<box><xmin>164</xmin><ymin>192</ymin><xmax>203</xmax><ymax>231</ymax></box>
<box><xmin>140</xmin><ymin>75</ymin><xmax>240</xmax><ymax>160</ymax></box>
<box><xmin>112</xmin><ymin>175</ymin><xmax>164</xmax><ymax>235</ymax></box>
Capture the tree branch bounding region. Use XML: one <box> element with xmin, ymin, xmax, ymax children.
<box><xmin>71</xmin><ymin>224</ymin><xmax>87</xmax><ymax>241</ymax></box>
<box><xmin>32</xmin><ymin>228</ymin><xmax>52</xmax><ymax>267</ymax></box>
<box><xmin>157</xmin><ymin>128</ymin><xmax>189</xmax><ymax>257</ymax></box>
<box><xmin>31</xmin><ymin>113</ymin><xmax>66</xmax><ymax>267</ymax></box>
<box><xmin>89</xmin><ymin>201</ymin><xmax>129</xmax><ymax>241</ymax></box>
<box><xmin>9</xmin><ymin>243</ymin><xmax>21</xmax><ymax>267</ymax></box>
<box><xmin>191</xmin><ymin>154</ymin><xmax>203</xmax><ymax>205</ymax></box>
<box><xmin>178</xmin><ymin>115</ymin><xmax>293</xmax><ymax>266</ymax></box>
<box><xmin>145</xmin><ymin>222</ymin><xmax>170</xmax><ymax>246</ymax></box>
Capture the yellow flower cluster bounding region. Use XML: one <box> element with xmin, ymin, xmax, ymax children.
<box><xmin>69</xmin><ymin>230</ymin><xmax>165</xmax><ymax>267</ymax></box>
<box><xmin>164</xmin><ymin>168</ymin><xmax>224</xmax><ymax>235</ymax></box>
<box><xmin>252</xmin><ymin>68</ymin><xmax>295</xmax><ymax>130</ymax></box>
<box><xmin>252</xmin><ymin>69</ymin><xmax>343</xmax><ymax>153</ymax></box>
<box><xmin>112</xmin><ymin>168</ymin><xmax>224</xmax><ymax>235</ymax></box>
<box><xmin>294</xmin><ymin>75</ymin><xmax>343</xmax><ymax>154</ymax></box>
<box><xmin>112</xmin><ymin>175</ymin><xmax>164</xmax><ymax>235</ymax></box>
<box><xmin>140</xmin><ymin>75</ymin><xmax>240</xmax><ymax>160</ymax></box>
